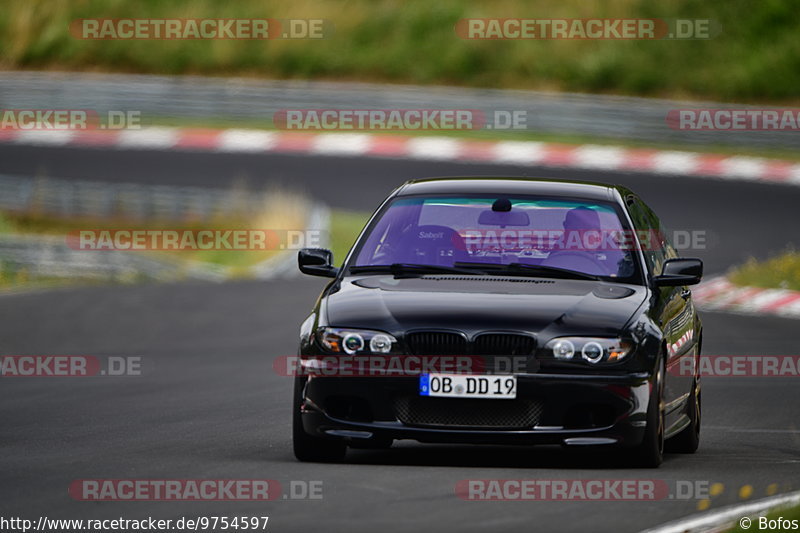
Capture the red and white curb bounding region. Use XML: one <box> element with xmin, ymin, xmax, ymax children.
<box><xmin>692</xmin><ymin>276</ymin><xmax>800</xmax><ymax>318</ymax></box>
<box><xmin>640</xmin><ymin>489</ymin><xmax>800</xmax><ymax>533</ymax></box>
<box><xmin>2</xmin><ymin>128</ymin><xmax>800</xmax><ymax>185</ymax></box>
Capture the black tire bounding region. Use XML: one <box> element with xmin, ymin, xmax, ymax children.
<box><xmin>666</xmin><ymin>380</ymin><xmax>701</xmax><ymax>454</ymax></box>
<box><xmin>292</xmin><ymin>378</ymin><xmax>347</xmax><ymax>463</ymax></box>
<box><xmin>632</xmin><ymin>362</ymin><xmax>665</xmax><ymax>468</ymax></box>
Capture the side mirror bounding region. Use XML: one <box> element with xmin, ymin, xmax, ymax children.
<box><xmin>653</xmin><ymin>258</ymin><xmax>703</xmax><ymax>287</ymax></box>
<box><xmin>298</xmin><ymin>248</ymin><xmax>339</xmax><ymax>278</ymax></box>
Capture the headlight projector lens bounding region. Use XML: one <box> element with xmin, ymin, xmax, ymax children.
<box><xmin>343</xmin><ymin>333</ymin><xmax>365</xmax><ymax>354</ymax></box>
<box><xmin>582</xmin><ymin>341</ymin><xmax>604</xmax><ymax>363</ymax></box>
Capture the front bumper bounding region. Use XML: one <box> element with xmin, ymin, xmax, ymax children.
<box><xmin>299</xmin><ymin>372</ymin><xmax>652</xmax><ymax>447</ymax></box>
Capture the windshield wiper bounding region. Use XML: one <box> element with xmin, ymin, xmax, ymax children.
<box><xmin>453</xmin><ymin>261</ymin><xmax>601</xmax><ymax>281</ymax></box>
<box><xmin>350</xmin><ymin>263</ymin><xmax>487</xmax><ymax>277</ymax></box>
<box><xmin>508</xmin><ymin>262</ymin><xmax>601</xmax><ymax>281</ymax></box>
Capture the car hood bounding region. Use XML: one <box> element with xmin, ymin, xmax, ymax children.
<box><xmin>324</xmin><ymin>275</ymin><xmax>648</xmax><ymax>338</ymax></box>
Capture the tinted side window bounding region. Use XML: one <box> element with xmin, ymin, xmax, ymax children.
<box><xmin>641</xmin><ymin>200</ymin><xmax>679</xmax><ymax>263</ymax></box>
<box><xmin>627</xmin><ymin>198</ymin><xmax>667</xmax><ymax>275</ymax></box>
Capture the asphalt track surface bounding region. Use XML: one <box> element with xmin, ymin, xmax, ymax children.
<box><xmin>1</xmin><ymin>144</ymin><xmax>800</xmax><ymax>533</ymax></box>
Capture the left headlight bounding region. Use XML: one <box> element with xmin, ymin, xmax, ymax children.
<box><xmin>316</xmin><ymin>327</ymin><xmax>399</xmax><ymax>355</ymax></box>
<box><xmin>544</xmin><ymin>337</ymin><xmax>633</xmax><ymax>364</ymax></box>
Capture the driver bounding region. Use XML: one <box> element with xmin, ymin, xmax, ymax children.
<box><xmin>557</xmin><ymin>206</ymin><xmax>603</xmax><ymax>252</ymax></box>
<box><xmin>545</xmin><ymin>206</ymin><xmax>627</xmax><ymax>276</ymax></box>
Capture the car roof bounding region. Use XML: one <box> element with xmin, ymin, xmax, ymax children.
<box><xmin>395</xmin><ymin>177</ymin><xmax>627</xmax><ymax>202</ymax></box>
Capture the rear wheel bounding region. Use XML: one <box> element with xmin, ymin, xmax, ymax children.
<box><xmin>632</xmin><ymin>362</ymin><xmax>665</xmax><ymax>468</ymax></box>
<box><xmin>292</xmin><ymin>378</ymin><xmax>347</xmax><ymax>463</ymax></box>
<box><xmin>666</xmin><ymin>380</ymin><xmax>701</xmax><ymax>453</ymax></box>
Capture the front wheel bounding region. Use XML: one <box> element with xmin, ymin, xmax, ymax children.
<box><xmin>666</xmin><ymin>380</ymin><xmax>701</xmax><ymax>453</ymax></box>
<box><xmin>632</xmin><ymin>363</ymin><xmax>665</xmax><ymax>468</ymax></box>
<box><xmin>292</xmin><ymin>378</ymin><xmax>347</xmax><ymax>463</ymax></box>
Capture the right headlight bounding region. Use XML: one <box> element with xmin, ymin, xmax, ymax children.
<box><xmin>316</xmin><ymin>327</ymin><xmax>399</xmax><ymax>355</ymax></box>
<box><xmin>544</xmin><ymin>337</ymin><xmax>633</xmax><ymax>365</ymax></box>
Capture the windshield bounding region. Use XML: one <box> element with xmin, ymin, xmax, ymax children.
<box><xmin>350</xmin><ymin>195</ymin><xmax>643</xmax><ymax>283</ymax></box>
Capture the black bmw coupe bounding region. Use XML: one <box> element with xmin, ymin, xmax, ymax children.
<box><xmin>293</xmin><ymin>177</ymin><xmax>703</xmax><ymax>467</ymax></box>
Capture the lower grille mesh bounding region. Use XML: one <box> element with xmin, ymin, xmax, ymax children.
<box><xmin>394</xmin><ymin>396</ymin><xmax>543</xmax><ymax>429</ymax></box>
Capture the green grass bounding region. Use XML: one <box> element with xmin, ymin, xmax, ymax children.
<box><xmin>2</xmin><ymin>0</ymin><xmax>800</xmax><ymax>103</ymax></box>
<box><xmin>729</xmin><ymin>250</ymin><xmax>800</xmax><ymax>291</ymax></box>
<box><xmin>727</xmin><ymin>501</ymin><xmax>800</xmax><ymax>532</ymax></box>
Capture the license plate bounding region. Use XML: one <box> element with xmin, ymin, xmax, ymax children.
<box><xmin>419</xmin><ymin>373</ymin><xmax>516</xmax><ymax>399</ymax></box>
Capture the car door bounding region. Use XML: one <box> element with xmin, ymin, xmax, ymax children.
<box><xmin>659</xmin><ymin>226</ymin><xmax>699</xmax><ymax>412</ymax></box>
<box><xmin>627</xmin><ymin>197</ymin><xmax>695</xmax><ymax>424</ymax></box>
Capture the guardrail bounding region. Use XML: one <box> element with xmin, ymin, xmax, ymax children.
<box><xmin>0</xmin><ymin>173</ymin><xmax>269</xmax><ymax>221</ymax></box>
<box><xmin>0</xmin><ymin>174</ymin><xmax>328</xmax><ymax>282</ymax></box>
<box><xmin>0</xmin><ymin>233</ymin><xmax>206</xmax><ymax>282</ymax></box>
<box><xmin>0</xmin><ymin>71</ymin><xmax>794</xmax><ymax>150</ymax></box>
